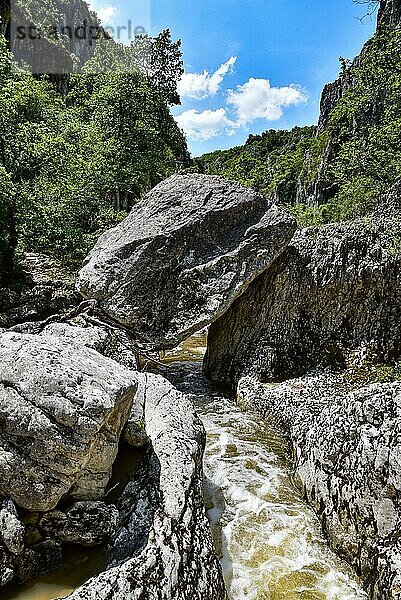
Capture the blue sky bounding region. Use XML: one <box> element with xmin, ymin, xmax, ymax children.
<box><xmin>91</xmin><ymin>0</ymin><xmax>376</xmax><ymax>156</ymax></box>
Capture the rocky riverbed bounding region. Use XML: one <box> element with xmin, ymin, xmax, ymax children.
<box><xmin>4</xmin><ymin>334</ymin><xmax>370</xmax><ymax>600</ymax></box>
<box><xmin>0</xmin><ymin>172</ymin><xmax>399</xmax><ymax>598</ymax></box>
<box><xmin>159</xmin><ymin>338</ymin><xmax>369</xmax><ymax>600</ymax></box>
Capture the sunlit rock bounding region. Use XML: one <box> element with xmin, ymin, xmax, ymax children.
<box><xmin>0</xmin><ymin>331</ymin><xmax>137</xmax><ymax>511</ymax></box>
<box><xmin>78</xmin><ymin>173</ymin><xmax>296</xmax><ymax>349</ymax></box>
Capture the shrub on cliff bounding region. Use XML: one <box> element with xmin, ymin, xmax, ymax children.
<box><xmin>0</xmin><ymin>167</ymin><xmax>15</xmax><ymax>284</ymax></box>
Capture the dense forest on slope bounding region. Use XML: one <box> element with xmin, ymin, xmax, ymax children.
<box><xmin>2</xmin><ymin>0</ymin><xmax>401</xmax><ymax>285</ymax></box>
<box><xmin>198</xmin><ymin>19</ymin><xmax>401</xmax><ymax>227</ymax></box>
<box><xmin>196</xmin><ymin>126</ymin><xmax>319</xmax><ymax>207</ymax></box>
<box><xmin>0</xmin><ymin>12</ymin><xmax>190</xmax><ymax>284</ymax></box>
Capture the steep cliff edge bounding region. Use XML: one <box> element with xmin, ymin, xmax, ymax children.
<box><xmin>204</xmin><ymin>185</ymin><xmax>401</xmax><ymax>389</ymax></box>
<box><xmin>200</xmin><ymin>0</ymin><xmax>401</xmax><ymax>216</ymax></box>
<box><xmin>317</xmin><ymin>0</ymin><xmax>401</xmax><ymax>133</ymax></box>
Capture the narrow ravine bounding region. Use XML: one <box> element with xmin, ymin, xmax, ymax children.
<box><xmin>5</xmin><ymin>333</ymin><xmax>367</xmax><ymax>600</ymax></box>
<box><xmin>161</xmin><ymin>334</ymin><xmax>368</xmax><ymax>600</ymax></box>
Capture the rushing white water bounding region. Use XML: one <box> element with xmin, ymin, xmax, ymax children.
<box><xmin>162</xmin><ymin>334</ymin><xmax>368</xmax><ymax>600</ymax></box>
<box><xmin>5</xmin><ymin>333</ymin><xmax>368</xmax><ymax>600</ymax></box>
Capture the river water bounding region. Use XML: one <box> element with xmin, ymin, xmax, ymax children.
<box><xmin>161</xmin><ymin>334</ymin><xmax>368</xmax><ymax>600</ymax></box>
<box><xmin>5</xmin><ymin>333</ymin><xmax>367</xmax><ymax>600</ymax></box>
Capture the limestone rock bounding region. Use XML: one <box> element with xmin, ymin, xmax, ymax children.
<box><xmin>41</xmin><ymin>318</ymin><xmax>139</xmax><ymax>370</ymax></box>
<box><xmin>0</xmin><ymin>499</ymin><xmax>24</xmax><ymax>555</ymax></box>
<box><xmin>0</xmin><ymin>331</ymin><xmax>137</xmax><ymax>511</ymax></box>
<box><xmin>7</xmin><ymin>310</ymin><xmax>139</xmax><ymax>370</ymax></box>
<box><xmin>205</xmin><ymin>213</ymin><xmax>401</xmax><ymax>389</ymax></box>
<box><xmin>237</xmin><ymin>374</ymin><xmax>401</xmax><ymax>599</ymax></box>
<box><xmin>14</xmin><ymin>539</ymin><xmax>63</xmax><ymax>584</ymax></box>
<box><xmin>121</xmin><ymin>372</ymin><xmax>152</xmax><ymax>448</ymax></box>
<box><xmin>0</xmin><ymin>543</ymin><xmax>14</xmax><ymax>586</ymax></box>
<box><xmin>66</xmin><ymin>373</ymin><xmax>227</xmax><ymax>600</ymax></box>
<box><xmin>39</xmin><ymin>501</ymin><xmax>119</xmax><ymax>546</ymax></box>
<box><xmin>78</xmin><ymin>174</ymin><xmax>296</xmax><ymax>349</ymax></box>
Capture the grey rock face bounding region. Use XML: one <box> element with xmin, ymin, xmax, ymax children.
<box><xmin>0</xmin><ymin>252</ymin><xmax>79</xmax><ymax>329</ymax></box>
<box><xmin>121</xmin><ymin>372</ymin><xmax>152</xmax><ymax>448</ymax></box>
<box><xmin>67</xmin><ymin>373</ymin><xmax>227</xmax><ymax>600</ymax></box>
<box><xmin>0</xmin><ymin>500</ymin><xmax>24</xmax><ymax>555</ymax></box>
<box><xmin>41</xmin><ymin>317</ymin><xmax>139</xmax><ymax>370</ymax></box>
<box><xmin>0</xmin><ymin>331</ymin><xmax>137</xmax><ymax>511</ymax></box>
<box><xmin>237</xmin><ymin>374</ymin><xmax>401</xmax><ymax>599</ymax></box>
<box><xmin>122</xmin><ymin>421</ymin><xmax>149</xmax><ymax>448</ymax></box>
<box><xmin>0</xmin><ymin>544</ymin><xmax>14</xmax><ymax>586</ymax></box>
<box><xmin>14</xmin><ymin>539</ymin><xmax>63</xmax><ymax>584</ymax></box>
<box><xmin>39</xmin><ymin>501</ymin><xmax>119</xmax><ymax>547</ymax></box>
<box><xmin>78</xmin><ymin>174</ymin><xmax>296</xmax><ymax>349</ymax></box>
<box><xmin>6</xmin><ymin>308</ymin><xmax>140</xmax><ymax>370</ymax></box>
<box><xmin>205</xmin><ymin>214</ymin><xmax>401</xmax><ymax>389</ymax></box>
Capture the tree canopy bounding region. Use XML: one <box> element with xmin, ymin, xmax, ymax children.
<box><xmin>0</xmin><ymin>29</ymin><xmax>190</xmax><ymax>281</ymax></box>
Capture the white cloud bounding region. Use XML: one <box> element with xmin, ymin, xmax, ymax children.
<box><xmin>90</xmin><ymin>4</ymin><xmax>118</xmax><ymax>24</ymax></box>
<box><xmin>175</xmin><ymin>108</ymin><xmax>237</xmax><ymax>141</ymax></box>
<box><xmin>178</xmin><ymin>57</ymin><xmax>237</xmax><ymax>100</ymax></box>
<box><xmin>227</xmin><ymin>78</ymin><xmax>308</xmax><ymax>124</ymax></box>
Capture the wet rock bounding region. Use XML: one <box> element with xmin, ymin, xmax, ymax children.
<box><xmin>237</xmin><ymin>374</ymin><xmax>401</xmax><ymax>599</ymax></box>
<box><xmin>39</xmin><ymin>501</ymin><xmax>119</xmax><ymax>547</ymax></box>
<box><xmin>14</xmin><ymin>539</ymin><xmax>63</xmax><ymax>584</ymax></box>
<box><xmin>0</xmin><ymin>331</ymin><xmax>137</xmax><ymax>511</ymax></box>
<box><xmin>66</xmin><ymin>373</ymin><xmax>227</xmax><ymax>600</ymax></box>
<box><xmin>0</xmin><ymin>499</ymin><xmax>24</xmax><ymax>555</ymax></box>
<box><xmin>78</xmin><ymin>173</ymin><xmax>296</xmax><ymax>349</ymax></box>
<box><xmin>205</xmin><ymin>212</ymin><xmax>401</xmax><ymax>389</ymax></box>
<box><xmin>0</xmin><ymin>543</ymin><xmax>14</xmax><ymax>586</ymax></box>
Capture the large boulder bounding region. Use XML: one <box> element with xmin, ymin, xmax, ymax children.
<box><xmin>0</xmin><ymin>331</ymin><xmax>137</xmax><ymax>511</ymax></box>
<box><xmin>78</xmin><ymin>174</ymin><xmax>296</xmax><ymax>349</ymax></box>
<box><xmin>66</xmin><ymin>373</ymin><xmax>227</xmax><ymax>600</ymax></box>
<box><xmin>204</xmin><ymin>213</ymin><xmax>401</xmax><ymax>389</ymax></box>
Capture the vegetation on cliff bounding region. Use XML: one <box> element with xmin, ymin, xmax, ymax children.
<box><xmin>198</xmin><ymin>21</ymin><xmax>401</xmax><ymax>227</ymax></box>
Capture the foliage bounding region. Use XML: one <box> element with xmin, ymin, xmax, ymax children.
<box><xmin>198</xmin><ymin>25</ymin><xmax>401</xmax><ymax>228</ymax></box>
<box><xmin>374</xmin><ymin>361</ymin><xmax>401</xmax><ymax>382</ymax></box>
<box><xmin>197</xmin><ymin>127</ymin><xmax>317</xmax><ymax>203</ymax></box>
<box><xmin>0</xmin><ymin>166</ymin><xmax>15</xmax><ymax>284</ymax></box>
<box><xmin>286</xmin><ymin>203</ymin><xmax>325</xmax><ymax>228</ymax></box>
<box><xmin>0</xmin><ymin>29</ymin><xmax>190</xmax><ymax>272</ymax></box>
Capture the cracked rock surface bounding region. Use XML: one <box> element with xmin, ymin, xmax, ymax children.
<box><xmin>205</xmin><ymin>211</ymin><xmax>401</xmax><ymax>389</ymax></box>
<box><xmin>0</xmin><ymin>331</ymin><xmax>137</xmax><ymax>511</ymax></box>
<box><xmin>67</xmin><ymin>373</ymin><xmax>227</xmax><ymax>600</ymax></box>
<box><xmin>78</xmin><ymin>173</ymin><xmax>296</xmax><ymax>349</ymax></box>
